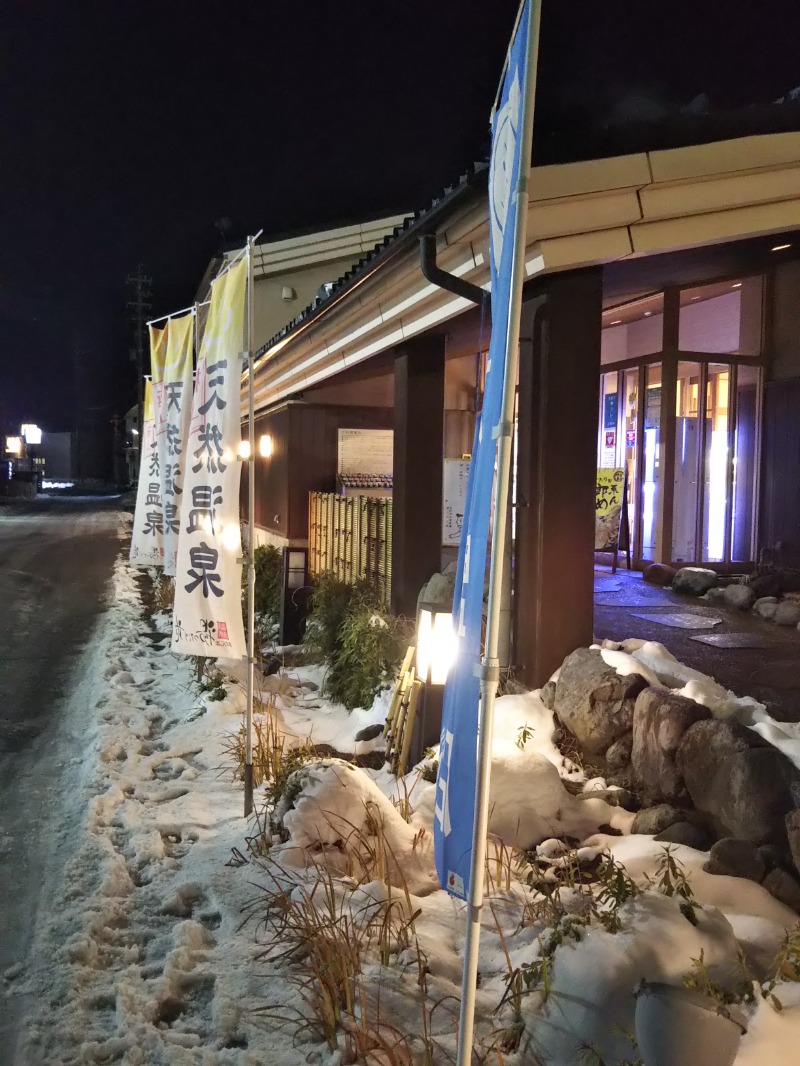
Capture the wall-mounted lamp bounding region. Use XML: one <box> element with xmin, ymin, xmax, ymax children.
<box><xmin>259</xmin><ymin>434</ymin><xmax>273</xmax><ymax>458</ymax></box>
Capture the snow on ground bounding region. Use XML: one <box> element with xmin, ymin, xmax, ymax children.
<box><xmin>8</xmin><ymin>555</ymin><xmax>800</xmax><ymax>1065</ymax></box>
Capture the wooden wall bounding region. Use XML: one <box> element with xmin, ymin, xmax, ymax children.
<box><xmin>252</xmin><ymin>403</ymin><xmax>393</xmax><ymax>542</ymax></box>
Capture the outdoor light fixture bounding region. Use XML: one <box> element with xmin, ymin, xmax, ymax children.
<box><xmin>259</xmin><ymin>434</ymin><xmax>273</xmax><ymax>458</ymax></box>
<box><xmin>131</xmin><ymin>428</ymin><xmax>139</xmax><ymax>436</ymax></box>
<box><xmin>21</xmin><ymin>423</ymin><xmax>41</xmax><ymax>444</ymax></box>
<box><xmin>237</xmin><ymin>440</ymin><xmax>251</xmax><ymax>460</ymax></box>
<box><xmin>5</xmin><ymin>436</ymin><xmax>22</xmax><ymax>455</ymax></box>
<box><xmin>416</xmin><ymin>602</ymin><xmax>457</xmax><ymax>687</ymax></box>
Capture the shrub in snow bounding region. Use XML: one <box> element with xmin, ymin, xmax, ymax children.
<box><xmin>303</xmin><ymin>573</ymin><xmax>407</xmax><ymax>711</ymax></box>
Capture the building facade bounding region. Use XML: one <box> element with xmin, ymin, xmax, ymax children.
<box><xmin>244</xmin><ymin>131</ymin><xmax>800</xmax><ymax>686</ymax></box>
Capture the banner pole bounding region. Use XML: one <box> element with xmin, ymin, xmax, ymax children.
<box><xmin>456</xmin><ymin>1</ymin><xmax>541</xmax><ymax>1063</ymax></box>
<box><xmin>244</xmin><ymin>235</ymin><xmax>256</xmax><ymax>817</ymax></box>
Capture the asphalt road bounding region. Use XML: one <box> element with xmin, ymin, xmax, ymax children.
<box><xmin>0</xmin><ymin>496</ymin><xmax>124</xmax><ymax>1059</ymax></box>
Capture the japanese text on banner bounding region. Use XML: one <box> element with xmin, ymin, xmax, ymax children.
<box><xmin>171</xmin><ymin>257</ymin><xmax>247</xmax><ymax>660</ymax></box>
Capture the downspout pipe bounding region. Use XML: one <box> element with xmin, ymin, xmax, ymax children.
<box><xmin>419</xmin><ymin>234</ymin><xmax>487</xmax><ymax>307</ymax></box>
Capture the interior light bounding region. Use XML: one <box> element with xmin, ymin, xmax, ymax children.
<box><xmin>771</xmin><ymin>243</ymin><xmax>791</xmax><ymax>252</ymax></box>
<box><xmin>610</xmin><ymin>319</ymin><xmax>622</xmax><ymax>326</ymax></box>
<box><xmin>644</xmin><ymin>311</ymin><xmax>652</xmax><ymax>317</ymax></box>
<box><xmin>691</xmin><ymin>296</ymin><xmax>700</xmax><ymax>301</ymax></box>
<box><xmin>259</xmin><ymin>434</ymin><xmax>273</xmax><ymax>458</ymax></box>
<box><xmin>732</xmin><ymin>282</ymin><xmax>742</xmax><ymax>288</ymax></box>
<box><xmin>237</xmin><ymin>440</ymin><xmax>251</xmax><ymax>460</ymax></box>
<box><xmin>5</xmin><ymin>436</ymin><xmax>22</xmax><ymax>455</ymax></box>
<box><xmin>21</xmin><ymin>424</ymin><xmax>42</xmax><ymax>444</ymax></box>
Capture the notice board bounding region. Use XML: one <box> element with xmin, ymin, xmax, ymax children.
<box><xmin>595</xmin><ymin>466</ymin><xmax>630</xmax><ymax>571</ymax></box>
<box><xmin>337</xmin><ymin>428</ymin><xmax>393</xmax><ymax>478</ymax></box>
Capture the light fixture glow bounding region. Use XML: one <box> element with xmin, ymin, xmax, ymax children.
<box><xmin>732</xmin><ymin>282</ymin><xmax>742</xmax><ymax>289</ymax></box>
<box><xmin>5</xmin><ymin>436</ymin><xmax>22</xmax><ymax>455</ymax></box>
<box><xmin>772</xmin><ymin>243</ymin><xmax>791</xmax><ymax>252</ymax></box>
<box><xmin>222</xmin><ymin>524</ymin><xmax>240</xmax><ymax>551</ymax></box>
<box><xmin>644</xmin><ymin>311</ymin><xmax>652</xmax><ymax>317</ymax></box>
<box><xmin>259</xmin><ymin>434</ymin><xmax>273</xmax><ymax>458</ymax></box>
<box><xmin>610</xmin><ymin>319</ymin><xmax>622</xmax><ymax>326</ymax></box>
<box><xmin>416</xmin><ymin>604</ymin><xmax>457</xmax><ymax>686</ymax></box>
<box><xmin>237</xmin><ymin>440</ymin><xmax>251</xmax><ymax>460</ymax></box>
<box><xmin>21</xmin><ymin>423</ymin><xmax>42</xmax><ymax>444</ymax></box>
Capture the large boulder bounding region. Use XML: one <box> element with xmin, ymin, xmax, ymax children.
<box><xmin>677</xmin><ymin>718</ymin><xmax>800</xmax><ymax>846</ymax></box>
<box><xmin>552</xmin><ymin>648</ymin><xmax>648</xmax><ymax>756</ymax></box>
<box><xmin>632</xmin><ymin>803</ymin><xmax>693</xmax><ymax>836</ymax></box>
<box><xmin>754</xmin><ymin>597</ymin><xmax>778</xmax><ymax>620</ymax></box>
<box><xmin>631</xmin><ymin>688</ymin><xmax>711</xmax><ymax>804</ymax></box>
<box><xmin>672</xmin><ymin>567</ymin><xmax>719</xmax><ymax>596</ymax></box>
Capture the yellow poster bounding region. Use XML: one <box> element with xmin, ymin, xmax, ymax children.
<box><xmin>595</xmin><ymin>467</ymin><xmax>625</xmax><ymax>551</ymax></box>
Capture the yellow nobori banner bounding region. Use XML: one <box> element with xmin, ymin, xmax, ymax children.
<box><xmin>172</xmin><ymin>257</ymin><xmax>247</xmax><ymax>660</ymax></box>
<box><xmin>156</xmin><ymin>312</ymin><xmax>195</xmax><ymax>576</ymax></box>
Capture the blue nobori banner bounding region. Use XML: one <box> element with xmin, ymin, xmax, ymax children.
<box><xmin>434</xmin><ymin>0</ymin><xmax>533</xmax><ymax>900</ymax></box>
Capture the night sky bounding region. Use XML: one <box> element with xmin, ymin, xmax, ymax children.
<box><xmin>2</xmin><ymin>0</ymin><xmax>799</xmax><ymax>434</ymax></box>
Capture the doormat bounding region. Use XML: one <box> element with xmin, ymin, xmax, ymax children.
<box><xmin>631</xmin><ymin>612</ymin><xmax>723</xmax><ymax>630</ymax></box>
<box><xmin>690</xmin><ymin>632</ymin><xmax>784</xmax><ymax>649</ymax></box>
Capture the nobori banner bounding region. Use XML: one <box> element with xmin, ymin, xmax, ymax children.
<box><xmin>434</xmin><ymin>0</ymin><xmax>534</xmax><ymax>900</ymax></box>
<box><xmin>130</xmin><ymin>332</ymin><xmax>167</xmax><ymax>568</ymax></box>
<box><xmin>153</xmin><ymin>313</ymin><xmax>194</xmax><ymax>577</ymax></box>
<box><xmin>172</xmin><ymin>257</ymin><xmax>247</xmax><ymax>660</ymax></box>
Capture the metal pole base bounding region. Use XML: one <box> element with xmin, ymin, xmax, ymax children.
<box><xmin>244</xmin><ymin>762</ymin><xmax>254</xmax><ymax>817</ymax></box>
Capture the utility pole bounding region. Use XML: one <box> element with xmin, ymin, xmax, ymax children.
<box><xmin>126</xmin><ymin>265</ymin><xmax>152</xmax><ymax>473</ymax></box>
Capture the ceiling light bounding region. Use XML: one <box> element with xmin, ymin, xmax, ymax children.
<box><xmin>691</xmin><ymin>296</ymin><xmax>700</xmax><ymax>301</ymax></box>
<box><xmin>610</xmin><ymin>319</ymin><xmax>622</xmax><ymax>325</ymax></box>
<box><xmin>644</xmin><ymin>311</ymin><xmax>652</xmax><ymax>317</ymax></box>
<box><xmin>771</xmin><ymin>243</ymin><xmax>791</xmax><ymax>252</ymax></box>
<box><xmin>732</xmin><ymin>282</ymin><xmax>742</xmax><ymax>289</ymax></box>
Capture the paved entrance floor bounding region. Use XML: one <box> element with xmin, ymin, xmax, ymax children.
<box><xmin>593</xmin><ymin>567</ymin><xmax>800</xmax><ymax>723</ymax></box>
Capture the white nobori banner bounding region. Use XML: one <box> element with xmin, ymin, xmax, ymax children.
<box><xmin>153</xmin><ymin>313</ymin><xmax>194</xmax><ymax>576</ymax></box>
<box><xmin>129</xmin><ymin>327</ymin><xmax>167</xmax><ymax>567</ymax></box>
<box><xmin>171</xmin><ymin>257</ymin><xmax>247</xmax><ymax>660</ymax></box>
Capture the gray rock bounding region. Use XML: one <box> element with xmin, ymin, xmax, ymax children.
<box><xmin>632</xmin><ymin>804</ymin><xmax>688</xmax><ymax>836</ymax></box>
<box><xmin>757</xmin><ymin>844</ymin><xmax>783</xmax><ymax>873</ymax></box>
<box><xmin>786</xmin><ymin>810</ymin><xmax>800</xmax><ymax>877</ymax></box>
<box><xmin>774</xmin><ymin>601</ymin><xmax>800</xmax><ymax>627</ymax></box>
<box><xmin>705</xmin><ymin>837</ymin><xmax>766</xmax><ymax>882</ymax></box>
<box><xmin>552</xmin><ymin>648</ymin><xmax>649</xmax><ymax>756</ymax></box>
<box><xmin>702</xmin><ymin>587</ymin><xmax>727</xmax><ymax>603</ymax></box>
<box><xmin>655</xmin><ymin>822</ymin><xmax>714</xmax><ymax>851</ymax></box>
<box><xmin>419</xmin><ymin>571</ymin><xmax>455</xmax><ymax>609</ymax></box>
<box><xmin>754</xmin><ymin>599</ymin><xmax>779</xmax><ymax>620</ymax></box>
<box><xmin>749</xmin><ymin>573</ymin><xmax>782</xmax><ymax>599</ymax></box>
<box><xmin>575</xmin><ymin>787</ymin><xmax>636</xmax><ymax>810</ymax></box>
<box><xmin>677</xmin><ymin>718</ymin><xmax>800</xmax><ymax>845</ymax></box>
<box><xmin>723</xmin><ymin>584</ymin><xmax>756</xmax><ymax>610</ymax></box>
<box><xmin>354</xmin><ymin>723</ymin><xmax>384</xmax><ymax>743</ymax></box>
<box><xmin>606</xmin><ymin>733</ymin><xmax>633</xmax><ymax>773</ymax></box>
<box><xmin>763</xmin><ymin>868</ymin><xmax>800</xmax><ymax>913</ymax></box>
<box><xmin>631</xmin><ymin>689</ymin><xmax>711</xmax><ymax>804</ymax></box>
<box><xmin>540</xmin><ymin>680</ymin><xmax>557</xmax><ymax>711</ymax></box>
<box><xmin>672</xmin><ymin>567</ymin><xmax>719</xmax><ymax>596</ymax></box>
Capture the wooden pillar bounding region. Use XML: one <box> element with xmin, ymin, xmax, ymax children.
<box><xmin>392</xmin><ymin>334</ymin><xmax>445</xmax><ymax>617</ymax></box>
<box><xmin>515</xmin><ymin>268</ymin><xmax>603</xmax><ymax>687</ymax></box>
